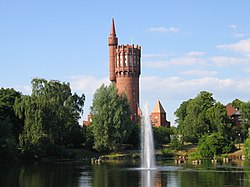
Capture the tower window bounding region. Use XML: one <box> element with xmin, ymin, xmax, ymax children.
<box><xmin>116</xmin><ymin>54</ymin><xmax>119</xmax><ymax>67</ymax></box>
<box><xmin>154</xmin><ymin>116</ymin><xmax>158</xmax><ymax>123</ymax></box>
<box><xmin>120</xmin><ymin>53</ymin><xmax>123</xmax><ymax>67</ymax></box>
<box><xmin>129</xmin><ymin>51</ymin><xmax>132</xmax><ymax>66</ymax></box>
<box><xmin>134</xmin><ymin>53</ymin><xmax>137</xmax><ymax>66</ymax></box>
<box><xmin>124</xmin><ymin>52</ymin><xmax>127</xmax><ymax>67</ymax></box>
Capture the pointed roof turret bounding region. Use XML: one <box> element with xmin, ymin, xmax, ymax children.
<box><xmin>152</xmin><ymin>100</ymin><xmax>166</xmax><ymax>113</ymax></box>
<box><xmin>110</xmin><ymin>18</ymin><xmax>116</xmax><ymax>36</ymax></box>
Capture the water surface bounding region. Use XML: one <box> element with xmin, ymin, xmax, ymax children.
<box><xmin>0</xmin><ymin>160</ymin><xmax>250</xmax><ymax>187</ymax></box>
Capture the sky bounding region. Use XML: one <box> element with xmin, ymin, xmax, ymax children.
<box><xmin>1</xmin><ymin>0</ymin><xmax>250</xmax><ymax>125</ymax></box>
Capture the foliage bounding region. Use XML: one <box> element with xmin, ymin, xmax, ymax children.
<box><xmin>85</xmin><ymin>125</ymin><xmax>94</xmax><ymax>149</ymax></box>
<box><xmin>239</xmin><ymin>102</ymin><xmax>250</xmax><ymax>140</ymax></box>
<box><xmin>14</xmin><ymin>78</ymin><xmax>85</xmax><ymax>158</ymax></box>
<box><xmin>0</xmin><ymin>118</ymin><xmax>18</xmax><ymax>160</ymax></box>
<box><xmin>175</xmin><ymin>91</ymin><xmax>236</xmax><ymax>143</ymax></box>
<box><xmin>153</xmin><ymin>126</ymin><xmax>172</xmax><ymax>147</ymax></box>
<box><xmin>0</xmin><ymin>88</ymin><xmax>22</xmax><ymax>159</ymax></box>
<box><xmin>169</xmin><ymin>134</ymin><xmax>182</xmax><ymax>150</ymax></box>
<box><xmin>90</xmin><ymin>84</ymin><xmax>133</xmax><ymax>152</ymax></box>
<box><xmin>126</xmin><ymin>123</ymin><xmax>140</xmax><ymax>149</ymax></box>
<box><xmin>188</xmin><ymin>151</ymin><xmax>202</xmax><ymax>161</ymax></box>
<box><xmin>175</xmin><ymin>91</ymin><xmax>216</xmax><ymax>143</ymax></box>
<box><xmin>198</xmin><ymin>133</ymin><xmax>236</xmax><ymax>158</ymax></box>
<box><xmin>161</xmin><ymin>148</ymin><xmax>174</xmax><ymax>157</ymax></box>
<box><xmin>244</xmin><ymin>129</ymin><xmax>250</xmax><ymax>160</ymax></box>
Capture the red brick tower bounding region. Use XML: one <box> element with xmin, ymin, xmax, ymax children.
<box><xmin>151</xmin><ymin>100</ymin><xmax>170</xmax><ymax>127</ymax></box>
<box><xmin>108</xmin><ymin>18</ymin><xmax>141</xmax><ymax>120</ymax></box>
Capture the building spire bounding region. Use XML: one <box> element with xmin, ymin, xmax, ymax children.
<box><xmin>110</xmin><ymin>18</ymin><xmax>116</xmax><ymax>36</ymax></box>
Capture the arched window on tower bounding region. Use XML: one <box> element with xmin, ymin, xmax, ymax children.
<box><xmin>124</xmin><ymin>52</ymin><xmax>127</xmax><ymax>67</ymax></box>
<box><xmin>134</xmin><ymin>52</ymin><xmax>137</xmax><ymax>66</ymax></box>
<box><xmin>120</xmin><ymin>52</ymin><xmax>123</xmax><ymax>67</ymax></box>
<box><xmin>129</xmin><ymin>50</ymin><xmax>132</xmax><ymax>66</ymax></box>
<box><xmin>154</xmin><ymin>116</ymin><xmax>158</xmax><ymax>124</ymax></box>
<box><xmin>116</xmin><ymin>53</ymin><xmax>119</xmax><ymax>67</ymax></box>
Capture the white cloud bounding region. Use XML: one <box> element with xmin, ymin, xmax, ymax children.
<box><xmin>143</xmin><ymin>61</ymin><xmax>169</xmax><ymax>68</ymax></box>
<box><xmin>243</xmin><ymin>66</ymin><xmax>250</xmax><ymax>72</ymax></box>
<box><xmin>186</xmin><ymin>51</ymin><xmax>206</xmax><ymax>57</ymax></box>
<box><xmin>217</xmin><ymin>39</ymin><xmax>250</xmax><ymax>55</ymax></box>
<box><xmin>146</xmin><ymin>27</ymin><xmax>180</xmax><ymax>33</ymax></box>
<box><xmin>169</xmin><ymin>56</ymin><xmax>206</xmax><ymax>66</ymax></box>
<box><xmin>210</xmin><ymin>56</ymin><xmax>250</xmax><ymax>67</ymax></box>
<box><xmin>143</xmin><ymin>56</ymin><xmax>206</xmax><ymax>69</ymax></box>
<box><xmin>141</xmin><ymin>75</ymin><xmax>250</xmax><ymax>100</ymax></box>
<box><xmin>180</xmin><ymin>70</ymin><xmax>217</xmax><ymax>76</ymax></box>
<box><xmin>14</xmin><ymin>85</ymin><xmax>32</xmax><ymax>95</ymax></box>
<box><xmin>143</xmin><ymin>52</ymin><xmax>172</xmax><ymax>58</ymax></box>
<box><xmin>228</xmin><ymin>24</ymin><xmax>237</xmax><ymax>30</ymax></box>
<box><xmin>68</xmin><ymin>76</ymin><xmax>109</xmax><ymax>94</ymax></box>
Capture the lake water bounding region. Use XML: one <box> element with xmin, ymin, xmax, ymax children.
<box><xmin>0</xmin><ymin>159</ymin><xmax>250</xmax><ymax>187</ymax></box>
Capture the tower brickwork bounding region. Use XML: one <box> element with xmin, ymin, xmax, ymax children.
<box><xmin>108</xmin><ymin>18</ymin><xmax>141</xmax><ymax>120</ymax></box>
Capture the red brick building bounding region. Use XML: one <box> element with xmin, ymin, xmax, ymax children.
<box><xmin>226</xmin><ymin>104</ymin><xmax>241</xmax><ymax>126</ymax></box>
<box><xmin>108</xmin><ymin>18</ymin><xmax>141</xmax><ymax>121</ymax></box>
<box><xmin>151</xmin><ymin>100</ymin><xmax>170</xmax><ymax>127</ymax></box>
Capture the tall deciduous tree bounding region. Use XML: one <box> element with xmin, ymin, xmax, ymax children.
<box><xmin>240</xmin><ymin>101</ymin><xmax>250</xmax><ymax>140</ymax></box>
<box><xmin>175</xmin><ymin>91</ymin><xmax>215</xmax><ymax>143</ymax></box>
<box><xmin>14</xmin><ymin>78</ymin><xmax>85</xmax><ymax>158</ymax></box>
<box><xmin>90</xmin><ymin>84</ymin><xmax>132</xmax><ymax>152</ymax></box>
<box><xmin>0</xmin><ymin>88</ymin><xmax>22</xmax><ymax>159</ymax></box>
<box><xmin>175</xmin><ymin>91</ymin><xmax>234</xmax><ymax>143</ymax></box>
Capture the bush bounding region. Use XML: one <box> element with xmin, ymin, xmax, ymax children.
<box><xmin>161</xmin><ymin>148</ymin><xmax>174</xmax><ymax>157</ymax></box>
<box><xmin>244</xmin><ymin>129</ymin><xmax>250</xmax><ymax>160</ymax></box>
<box><xmin>188</xmin><ymin>151</ymin><xmax>202</xmax><ymax>161</ymax></box>
<box><xmin>198</xmin><ymin>132</ymin><xmax>236</xmax><ymax>158</ymax></box>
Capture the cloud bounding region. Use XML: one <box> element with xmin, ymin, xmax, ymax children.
<box><xmin>141</xmin><ymin>75</ymin><xmax>250</xmax><ymax>101</ymax></box>
<box><xmin>143</xmin><ymin>52</ymin><xmax>207</xmax><ymax>69</ymax></box>
<box><xmin>169</xmin><ymin>56</ymin><xmax>206</xmax><ymax>66</ymax></box>
<box><xmin>143</xmin><ymin>61</ymin><xmax>169</xmax><ymax>68</ymax></box>
<box><xmin>180</xmin><ymin>70</ymin><xmax>217</xmax><ymax>76</ymax></box>
<box><xmin>210</xmin><ymin>56</ymin><xmax>250</xmax><ymax>67</ymax></box>
<box><xmin>14</xmin><ymin>85</ymin><xmax>32</xmax><ymax>95</ymax></box>
<box><xmin>217</xmin><ymin>39</ymin><xmax>250</xmax><ymax>55</ymax></box>
<box><xmin>68</xmin><ymin>76</ymin><xmax>109</xmax><ymax>95</ymax></box>
<box><xmin>243</xmin><ymin>66</ymin><xmax>250</xmax><ymax>72</ymax></box>
<box><xmin>186</xmin><ymin>51</ymin><xmax>206</xmax><ymax>57</ymax></box>
<box><xmin>228</xmin><ymin>24</ymin><xmax>246</xmax><ymax>38</ymax></box>
<box><xmin>146</xmin><ymin>27</ymin><xmax>180</xmax><ymax>33</ymax></box>
<box><xmin>143</xmin><ymin>52</ymin><xmax>172</xmax><ymax>58</ymax></box>
<box><xmin>228</xmin><ymin>24</ymin><xmax>237</xmax><ymax>30</ymax></box>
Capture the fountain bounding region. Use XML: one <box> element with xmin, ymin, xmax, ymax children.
<box><xmin>140</xmin><ymin>102</ymin><xmax>156</xmax><ymax>170</ymax></box>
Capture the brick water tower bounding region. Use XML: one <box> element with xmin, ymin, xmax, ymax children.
<box><xmin>108</xmin><ymin>18</ymin><xmax>141</xmax><ymax>121</ymax></box>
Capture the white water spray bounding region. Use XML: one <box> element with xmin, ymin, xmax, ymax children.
<box><xmin>140</xmin><ymin>102</ymin><xmax>156</xmax><ymax>170</ymax></box>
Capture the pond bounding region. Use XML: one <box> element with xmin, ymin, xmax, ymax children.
<box><xmin>0</xmin><ymin>159</ymin><xmax>250</xmax><ymax>187</ymax></box>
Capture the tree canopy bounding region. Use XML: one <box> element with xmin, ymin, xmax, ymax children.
<box><xmin>0</xmin><ymin>88</ymin><xmax>22</xmax><ymax>159</ymax></box>
<box><xmin>175</xmin><ymin>91</ymin><xmax>233</xmax><ymax>143</ymax></box>
<box><xmin>14</xmin><ymin>78</ymin><xmax>85</xmax><ymax>158</ymax></box>
<box><xmin>90</xmin><ymin>84</ymin><xmax>133</xmax><ymax>152</ymax></box>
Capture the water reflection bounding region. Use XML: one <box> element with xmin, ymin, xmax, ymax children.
<box><xmin>1</xmin><ymin>160</ymin><xmax>250</xmax><ymax>186</ymax></box>
<box><xmin>141</xmin><ymin>170</ymin><xmax>156</xmax><ymax>187</ymax></box>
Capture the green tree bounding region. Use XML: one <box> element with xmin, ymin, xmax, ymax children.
<box><xmin>90</xmin><ymin>84</ymin><xmax>132</xmax><ymax>152</ymax></box>
<box><xmin>198</xmin><ymin>133</ymin><xmax>236</xmax><ymax>158</ymax></box>
<box><xmin>0</xmin><ymin>88</ymin><xmax>22</xmax><ymax>159</ymax></box>
<box><xmin>240</xmin><ymin>101</ymin><xmax>250</xmax><ymax>140</ymax></box>
<box><xmin>153</xmin><ymin>126</ymin><xmax>172</xmax><ymax>147</ymax></box>
<box><xmin>14</xmin><ymin>78</ymin><xmax>85</xmax><ymax>158</ymax></box>
<box><xmin>175</xmin><ymin>91</ymin><xmax>215</xmax><ymax>143</ymax></box>
<box><xmin>244</xmin><ymin>129</ymin><xmax>250</xmax><ymax>160</ymax></box>
<box><xmin>206</xmin><ymin>102</ymin><xmax>232</xmax><ymax>136</ymax></box>
<box><xmin>231</xmin><ymin>99</ymin><xmax>243</xmax><ymax>110</ymax></box>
